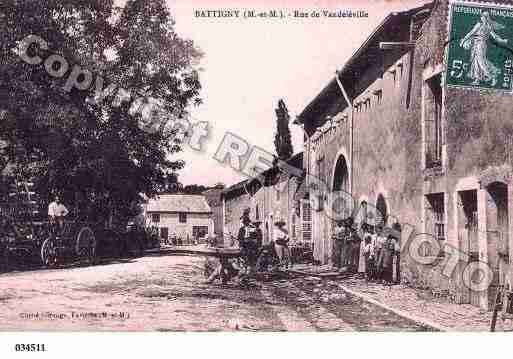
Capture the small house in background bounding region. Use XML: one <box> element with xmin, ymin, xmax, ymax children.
<box><xmin>145</xmin><ymin>194</ymin><xmax>213</xmax><ymax>243</ymax></box>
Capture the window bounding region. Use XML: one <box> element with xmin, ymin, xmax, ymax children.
<box><xmin>193</xmin><ymin>226</ymin><xmax>208</xmax><ymax>238</ymax></box>
<box><xmin>373</xmin><ymin>90</ymin><xmax>382</xmax><ymax>104</ymax></box>
<box><xmin>390</xmin><ymin>68</ymin><xmax>397</xmax><ymax>86</ymax></box>
<box><xmin>255</xmin><ymin>204</ymin><xmax>260</xmax><ymax>221</ymax></box>
<box><xmin>316</xmin><ymin>157</ymin><xmax>326</xmax><ymax>211</ymax></box>
<box><xmin>179</xmin><ymin>212</ymin><xmax>187</xmax><ymax>223</ymax></box>
<box><xmin>425</xmin><ymin>74</ymin><xmax>443</xmax><ymax>168</ymax></box>
<box><xmin>151</xmin><ymin>213</ymin><xmax>160</xmax><ymax>223</ymax></box>
<box><xmin>426</xmin><ymin>193</ymin><xmax>445</xmax><ymax>241</ymax></box>
<box><xmin>302</xmin><ymin>200</ymin><xmax>312</xmax><ymax>242</ymax></box>
<box><xmin>160</xmin><ymin>227</ymin><xmax>168</xmax><ymax>239</ymax></box>
<box><xmin>397</xmin><ymin>63</ymin><xmax>404</xmax><ymax>78</ymax></box>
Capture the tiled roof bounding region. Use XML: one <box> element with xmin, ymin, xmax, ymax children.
<box><xmin>146</xmin><ymin>194</ymin><xmax>212</xmax><ymax>213</ymax></box>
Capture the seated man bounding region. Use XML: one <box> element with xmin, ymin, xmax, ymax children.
<box><xmin>48</xmin><ymin>195</ymin><xmax>69</xmax><ymax>232</ymax></box>
<box><xmin>203</xmin><ymin>256</ymin><xmax>240</xmax><ymax>284</ymax></box>
<box><xmin>204</xmin><ymin>213</ymin><xmax>257</xmax><ymax>285</ymax></box>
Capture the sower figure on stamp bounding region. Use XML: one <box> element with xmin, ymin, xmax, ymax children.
<box><xmin>460</xmin><ymin>11</ymin><xmax>508</xmax><ymax>86</ymax></box>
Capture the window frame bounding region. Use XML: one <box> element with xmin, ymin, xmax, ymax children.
<box><xmin>178</xmin><ymin>212</ymin><xmax>187</xmax><ymax>223</ymax></box>
<box><xmin>426</xmin><ymin>193</ymin><xmax>445</xmax><ymax>242</ymax></box>
<box><xmin>422</xmin><ymin>67</ymin><xmax>445</xmax><ymax>171</ymax></box>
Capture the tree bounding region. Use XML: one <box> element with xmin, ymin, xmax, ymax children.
<box><xmin>273</xmin><ymin>99</ymin><xmax>294</xmax><ymax>160</ymax></box>
<box><xmin>0</xmin><ymin>0</ymin><xmax>202</xmax><ymax>225</ymax></box>
<box><xmin>213</xmin><ymin>182</ymin><xmax>226</xmax><ymax>190</ymax></box>
<box><xmin>182</xmin><ymin>184</ymin><xmax>209</xmax><ymax>195</ymax></box>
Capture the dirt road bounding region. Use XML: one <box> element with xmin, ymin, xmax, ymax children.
<box><xmin>0</xmin><ymin>254</ymin><xmax>434</xmax><ymax>331</ymax></box>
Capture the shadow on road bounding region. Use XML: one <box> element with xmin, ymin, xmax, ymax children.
<box><xmin>0</xmin><ymin>256</ymin><xmax>140</xmax><ymax>277</ymax></box>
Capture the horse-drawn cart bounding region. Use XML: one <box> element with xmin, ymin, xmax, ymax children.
<box><xmin>0</xmin><ymin>216</ymin><xmax>97</xmax><ymax>270</ymax></box>
<box><xmin>0</xmin><ymin>180</ymin><xmax>98</xmax><ymax>271</ymax></box>
<box><xmin>40</xmin><ymin>220</ymin><xmax>97</xmax><ymax>267</ymax></box>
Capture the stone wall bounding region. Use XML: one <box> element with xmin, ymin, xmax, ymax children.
<box><xmin>306</xmin><ymin>19</ymin><xmax>419</xmax><ymax>267</ymax></box>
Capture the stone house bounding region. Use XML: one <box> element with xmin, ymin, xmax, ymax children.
<box><xmin>222</xmin><ymin>152</ymin><xmax>311</xmax><ymax>245</ymax></box>
<box><xmin>145</xmin><ymin>194</ymin><xmax>213</xmax><ymax>243</ymax></box>
<box><xmin>296</xmin><ymin>0</ymin><xmax>513</xmax><ymax>310</ymax></box>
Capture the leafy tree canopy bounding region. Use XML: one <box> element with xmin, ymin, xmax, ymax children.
<box><xmin>0</xmin><ymin>0</ymin><xmax>202</xmax><ymax>223</ymax></box>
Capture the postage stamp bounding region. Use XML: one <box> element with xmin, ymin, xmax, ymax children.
<box><xmin>446</xmin><ymin>1</ymin><xmax>513</xmax><ymax>93</ymax></box>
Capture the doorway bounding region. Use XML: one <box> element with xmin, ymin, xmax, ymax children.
<box><xmin>376</xmin><ymin>194</ymin><xmax>388</xmax><ymax>227</ymax></box>
<box><xmin>486</xmin><ymin>182</ymin><xmax>509</xmax><ymax>309</ymax></box>
<box><xmin>331</xmin><ymin>155</ymin><xmax>350</xmax><ymax>267</ymax></box>
<box><xmin>457</xmin><ymin>190</ymin><xmax>479</xmax><ymax>305</ymax></box>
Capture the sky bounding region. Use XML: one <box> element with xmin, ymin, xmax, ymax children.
<box><xmin>162</xmin><ymin>0</ymin><xmax>430</xmax><ymax>186</ymax></box>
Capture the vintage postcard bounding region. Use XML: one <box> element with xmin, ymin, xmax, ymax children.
<box><xmin>2</xmin><ymin>0</ymin><xmax>513</xmax><ymax>352</ymax></box>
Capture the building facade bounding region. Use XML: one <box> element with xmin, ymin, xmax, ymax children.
<box><xmin>222</xmin><ymin>153</ymin><xmax>311</xmax><ymax>246</ymax></box>
<box><xmin>145</xmin><ymin>194</ymin><xmax>213</xmax><ymax>243</ymax></box>
<box><xmin>297</xmin><ymin>0</ymin><xmax>513</xmax><ymax>310</ymax></box>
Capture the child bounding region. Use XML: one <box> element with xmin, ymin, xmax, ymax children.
<box><xmin>381</xmin><ymin>235</ymin><xmax>396</xmax><ymax>285</ymax></box>
<box><xmin>363</xmin><ymin>235</ymin><xmax>375</xmax><ymax>281</ymax></box>
<box><xmin>374</xmin><ymin>226</ymin><xmax>386</xmax><ymax>281</ymax></box>
<box><xmin>274</xmin><ymin>220</ymin><xmax>291</xmax><ymax>269</ymax></box>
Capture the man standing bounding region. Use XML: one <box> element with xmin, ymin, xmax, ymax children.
<box><xmin>349</xmin><ymin>225</ymin><xmax>361</xmax><ymax>274</ymax></box>
<box><xmin>254</xmin><ymin>221</ymin><xmax>263</xmax><ymax>249</ymax></box>
<box><xmin>392</xmin><ymin>222</ymin><xmax>402</xmax><ymax>284</ymax></box>
<box><xmin>273</xmin><ymin>220</ymin><xmax>291</xmax><ymax>268</ymax></box>
<box><xmin>48</xmin><ymin>195</ymin><xmax>68</xmax><ymax>230</ymax></box>
<box><xmin>238</xmin><ymin>213</ymin><xmax>258</xmax><ymax>276</ymax></box>
<box><xmin>332</xmin><ymin>220</ymin><xmax>345</xmax><ymax>270</ymax></box>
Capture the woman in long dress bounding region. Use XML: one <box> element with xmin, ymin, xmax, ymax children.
<box><xmin>460</xmin><ymin>12</ymin><xmax>508</xmax><ymax>86</ymax></box>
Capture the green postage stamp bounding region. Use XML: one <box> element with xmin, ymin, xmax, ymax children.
<box><xmin>446</xmin><ymin>1</ymin><xmax>513</xmax><ymax>93</ymax></box>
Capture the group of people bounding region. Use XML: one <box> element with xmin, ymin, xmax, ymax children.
<box><xmin>362</xmin><ymin>224</ymin><xmax>401</xmax><ymax>285</ymax></box>
<box><xmin>333</xmin><ymin>218</ymin><xmax>401</xmax><ymax>285</ymax></box>
<box><xmin>204</xmin><ymin>208</ymin><xmax>291</xmax><ymax>284</ymax></box>
<box><xmin>333</xmin><ymin>217</ymin><xmax>361</xmax><ymax>273</ymax></box>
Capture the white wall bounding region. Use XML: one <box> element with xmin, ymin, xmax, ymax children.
<box><xmin>146</xmin><ymin>212</ymin><xmax>213</xmax><ymax>241</ymax></box>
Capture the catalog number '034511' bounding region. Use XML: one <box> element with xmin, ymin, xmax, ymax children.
<box><xmin>14</xmin><ymin>344</ymin><xmax>46</xmax><ymax>352</ymax></box>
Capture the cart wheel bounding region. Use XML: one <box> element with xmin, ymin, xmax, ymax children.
<box><xmin>76</xmin><ymin>226</ymin><xmax>96</xmax><ymax>264</ymax></box>
<box><xmin>41</xmin><ymin>237</ymin><xmax>57</xmax><ymax>268</ymax></box>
